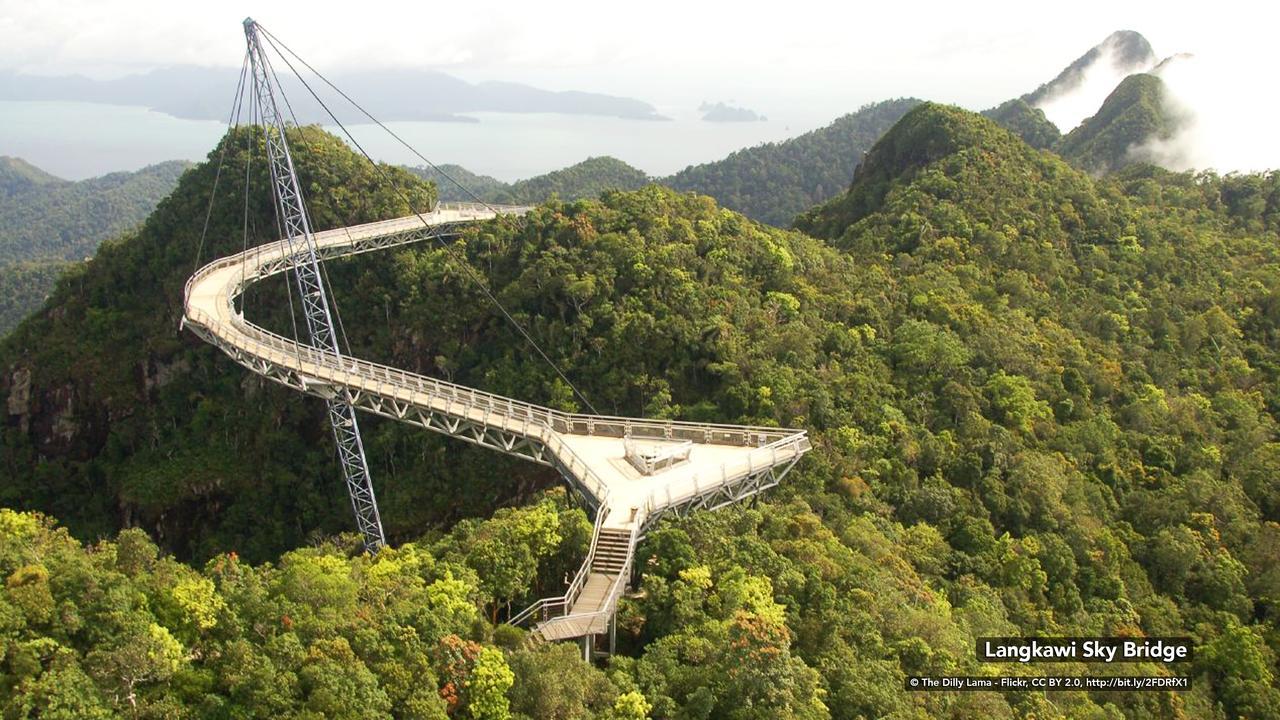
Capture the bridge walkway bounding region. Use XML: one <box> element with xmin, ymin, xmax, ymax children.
<box><xmin>182</xmin><ymin>202</ymin><xmax>811</xmax><ymax>644</ymax></box>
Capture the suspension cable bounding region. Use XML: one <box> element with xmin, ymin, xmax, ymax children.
<box><xmin>258</xmin><ymin>27</ymin><xmax>599</xmax><ymax>413</ymax></box>
<box><xmin>239</xmin><ymin>79</ymin><xmax>254</xmax><ymax>315</ymax></box>
<box><xmin>259</xmin><ymin>44</ymin><xmax>360</xmax><ymax>356</ymax></box>
<box><xmin>192</xmin><ymin>52</ymin><xmax>250</xmax><ymax>275</ymax></box>
<box><xmin>259</xmin><ymin>25</ymin><xmax>504</xmax><ymax>214</ymax></box>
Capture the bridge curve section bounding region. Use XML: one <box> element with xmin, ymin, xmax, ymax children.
<box><xmin>182</xmin><ymin>202</ymin><xmax>811</xmax><ymax>645</ymax></box>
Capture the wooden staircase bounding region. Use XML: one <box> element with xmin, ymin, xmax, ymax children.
<box><xmin>591</xmin><ymin>528</ymin><xmax>632</xmax><ymax>575</ymax></box>
<box><xmin>528</xmin><ymin>524</ymin><xmax>637</xmax><ymax>642</ymax></box>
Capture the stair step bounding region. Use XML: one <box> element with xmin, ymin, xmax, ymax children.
<box><xmin>591</xmin><ymin>528</ymin><xmax>633</xmax><ymax>577</ymax></box>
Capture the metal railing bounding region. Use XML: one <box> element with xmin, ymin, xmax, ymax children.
<box><xmin>530</xmin><ymin>522</ymin><xmax>639</xmax><ymax>638</ymax></box>
<box><xmin>508</xmin><ymin>502</ymin><xmax>612</xmax><ymax>627</ymax></box>
<box><xmin>182</xmin><ymin>208</ymin><xmax>807</xmax><ymax>463</ymax></box>
<box><xmin>189</xmin><ymin>295</ymin><xmax>809</xmax><ymax>504</ymax></box>
<box><xmin>642</xmin><ymin>433</ymin><xmax>810</xmax><ymax>516</ymax></box>
<box><xmin>624</xmin><ymin>438</ymin><xmax>693</xmax><ymax>475</ymax></box>
<box><xmin>185</xmin><ymin>304</ymin><xmax>617</xmax><ymax>504</ymax></box>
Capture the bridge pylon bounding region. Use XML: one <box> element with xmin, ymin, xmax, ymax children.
<box><xmin>243</xmin><ymin>18</ymin><xmax>386</xmax><ymax>551</ymax></box>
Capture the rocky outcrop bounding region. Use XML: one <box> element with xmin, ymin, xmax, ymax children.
<box><xmin>6</xmin><ymin>367</ymin><xmax>30</xmax><ymax>433</ymax></box>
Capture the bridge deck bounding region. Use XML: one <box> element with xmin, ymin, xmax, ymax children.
<box><xmin>182</xmin><ymin>203</ymin><xmax>811</xmax><ymax>643</ymax></box>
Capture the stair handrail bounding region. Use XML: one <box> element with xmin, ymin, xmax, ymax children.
<box><xmin>508</xmin><ymin>500</ymin><xmax>611</xmax><ymax>627</ymax></box>
<box><xmin>533</xmin><ymin>521</ymin><xmax>639</xmax><ymax>636</ymax></box>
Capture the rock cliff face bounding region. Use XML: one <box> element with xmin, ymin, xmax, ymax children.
<box><xmin>3</xmin><ymin>369</ymin><xmax>102</xmax><ymax>458</ymax></box>
<box><xmin>6</xmin><ymin>367</ymin><xmax>30</xmax><ymax>433</ymax></box>
<box><xmin>143</xmin><ymin>356</ymin><xmax>190</xmax><ymax>394</ymax></box>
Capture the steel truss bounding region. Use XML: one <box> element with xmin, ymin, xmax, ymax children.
<box><xmin>186</xmin><ymin>320</ymin><xmax>607</xmax><ymax>514</ymax></box>
<box><xmin>639</xmin><ymin>455</ymin><xmax>802</xmax><ymax>535</ymax></box>
<box><xmin>244</xmin><ymin>19</ymin><xmax>385</xmax><ymax>551</ymax></box>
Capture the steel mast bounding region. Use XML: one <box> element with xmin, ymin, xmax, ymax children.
<box><xmin>243</xmin><ymin>17</ymin><xmax>386</xmax><ymax>551</ymax></box>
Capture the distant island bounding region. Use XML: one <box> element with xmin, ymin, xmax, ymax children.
<box><xmin>699</xmin><ymin>101</ymin><xmax>766</xmax><ymax>122</ymax></box>
<box><xmin>0</xmin><ymin>66</ymin><xmax>669</xmax><ymax>123</ymax></box>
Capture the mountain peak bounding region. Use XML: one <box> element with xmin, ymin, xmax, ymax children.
<box><xmin>665</xmin><ymin>98</ymin><xmax>923</xmax><ymax>226</ymax></box>
<box><xmin>794</xmin><ymin>103</ymin><xmax>1025</xmax><ymax>236</ymax></box>
<box><xmin>1057</xmin><ymin>73</ymin><xmax>1186</xmax><ymax>174</ymax></box>
<box><xmin>794</xmin><ymin>100</ymin><xmax>1127</xmax><ymax>254</ymax></box>
<box><xmin>497</xmin><ymin>155</ymin><xmax>650</xmax><ymax>203</ymax></box>
<box><xmin>1025</xmin><ymin>30</ymin><xmax>1157</xmax><ymax>108</ymax></box>
<box><xmin>1100</xmin><ymin>30</ymin><xmax>1157</xmax><ymax>68</ymax></box>
<box><xmin>0</xmin><ymin>156</ymin><xmax>65</xmax><ymax>198</ymax></box>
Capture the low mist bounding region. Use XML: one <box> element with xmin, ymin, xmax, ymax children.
<box><xmin>1133</xmin><ymin>53</ymin><xmax>1280</xmax><ymax>174</ymax></box>
<box><xmin>1035</xmin><ymin>36</ymin><xmax>1155</xmax><ymax>133</ymax></box>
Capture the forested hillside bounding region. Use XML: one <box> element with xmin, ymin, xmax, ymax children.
<box><xmin>493</xmin><ymin>156</ymin><xmax>650</xmax><ymax>203</ymax></box>
<box><xmin>0</xmin><ymin>157</ymin><xmax>63</xmax><ymax>198</ymax></box>
<box><xmin>0</xmin><ymin>159</ymin><xmax>190</xmax><ymax>335</ymax></box>
<box><xmin>1057</xmin><ymin>73</ymin><xmax>1186</xmax><ymax>174</ymax></box>
<box><xmin>981</xmin><ymin>99</ymin><xmax>1061</xmax><ymax>150</ymax></box>
<box><xmin>409</xmin><ymin>156</ymin><xmax>649</xmax><ymax>205</ymax></box>
<box><xmin>0</xmin><ymin>498</ymin><xmax>645</xmax><ymax>719</ymax></box>
<box><xmin>796</xmin><ymin>103</ymin><xmax>1280</xmax><ymax>717</ymax></box>
<box><xmin>0</xmin><ymin>127</ymin><xmax>448</xmax><ymax>561</ymax></box>
<box><xmin>0</xmin><ymin>260</ymin><xmax>71</xmax><ymax>336</ymax></box>
<box><xmin>0</xmin><ymin>160</ymin><xmax>190</xmax><ymax>264</ymax></box>
<box><xmin>3</xmin><ymin>106</ymin><xmax>1280</xmax><ymax>718</ymax></box>
<box><xmin>407</xmin><ymin>163</ymin><xmax>509</xmax><ymax>203</ymax></box>
<box><xmin>663</xmin><ymin>98</ymin><xmax>922</xmax><ymax>226</ymax></box>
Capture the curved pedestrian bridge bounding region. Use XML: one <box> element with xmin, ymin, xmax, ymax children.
<box><xmin>182</xmin><ymin>202</ymin><xmax>811</xmax><ymax>647</ymax></box>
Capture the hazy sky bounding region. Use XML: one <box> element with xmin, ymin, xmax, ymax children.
<box><xmin>2</xmin><ymin>1</ymin><xmax>1273</xmax><ymax>109</ymax></box>
<box><xmin>3</xmin><ymin>0</ymin><xmax>1278</xmax><ymax>173</ymax></box>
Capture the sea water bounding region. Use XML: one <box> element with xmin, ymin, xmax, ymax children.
<box><xmin>0</xmin><ymin>100</ymin><xmax>808</xmax><ymax>182</ymax></box>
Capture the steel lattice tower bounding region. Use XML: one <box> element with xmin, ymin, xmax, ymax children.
<box><xmin>243</xmin><ymin>18</ymin><xmax>386</xmax><ymax>551</ymax></box>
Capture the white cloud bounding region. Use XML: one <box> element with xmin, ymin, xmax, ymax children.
<box><xmin>1034</xmin><ymin>35</ymin><xmax>1155</xmax><ymax>132</ymax></box>
<box><xmin>1134</xmin><ymin>53</ymin><xmax>1280</xmax><ymax>174</ymax></box>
